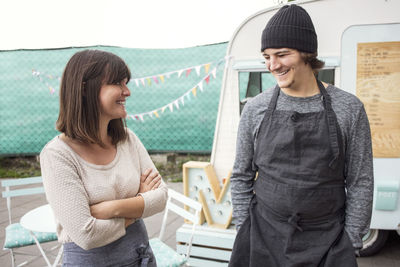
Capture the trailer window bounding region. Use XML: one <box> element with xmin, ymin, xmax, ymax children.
<box><xmin>239</xmin><ymin>72</ymin><xmax>275</xmax><ymax>113</ymax></box>
<box><xmin>239</xmin><ymin>69</ymin><xmax>335</xmax><ymax>113</ymax></box>
<box><xmin>317</xmin><ymin>69</ymin><xmax>335</xmax><ymax>85</ymax></box>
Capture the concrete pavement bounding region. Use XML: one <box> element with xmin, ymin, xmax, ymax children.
<box><xmin>1</xmin><ymin>180</ymin><xmax>399</xmax><ymax>266</ymax></box>
<box><xmin>0</xmin><ymin>181</ymin><xmax>183</xmax><ymax>267</ymax></box>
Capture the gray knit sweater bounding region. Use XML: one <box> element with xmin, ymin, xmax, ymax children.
<box><xmin>231</xmin><ymin>84</ymin><xmax>373</xmax><ymax>249</ymax></box>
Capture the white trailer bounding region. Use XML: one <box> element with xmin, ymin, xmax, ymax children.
<box><xmin>210</xmin><ymin>0</ymin><xmax>400</xmax><ymax>256</ymax></box>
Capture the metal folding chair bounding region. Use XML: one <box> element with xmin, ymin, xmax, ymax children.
<box><xmin>2</xmin><ymin>177</ymin><xmax>62</xmax><ymax>267</ymax></box>
<box><xmin>149</xmin><ymin>188</ymin><xmax>202</xmax><ymax>267</ymax></box>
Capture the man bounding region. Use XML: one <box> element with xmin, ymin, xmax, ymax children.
<box><xmin>229</xmin><ymin>4</ymin><xmax>373</xmax><ymax>267</ymax></box>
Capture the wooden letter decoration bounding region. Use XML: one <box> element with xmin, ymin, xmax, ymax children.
<box><xmin>183</xmin><ymin>161</ymin><xmax>232</xmax><ymax>229</ymax></box>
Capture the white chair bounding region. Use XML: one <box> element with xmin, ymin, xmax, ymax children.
<box><xmin>149</xmin><ymin>188</ymin><xmax>202</xmax><ymax>267</ymax></box>
<box><xmin>2</xmin><ymin>177</ymin><xmax>61</xmax><ymax>267</ymax></box>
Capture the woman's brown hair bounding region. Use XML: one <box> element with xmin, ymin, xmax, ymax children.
<box><xmin>56</xmin><ymin>49</ymin><xmax>131</xmax><ymax>146</ymax></box>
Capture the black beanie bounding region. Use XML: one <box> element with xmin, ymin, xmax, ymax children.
<box><xmin>261</xmin><ymin>4</ymin><xmax>317</xmax><ymax>53</ymax></box>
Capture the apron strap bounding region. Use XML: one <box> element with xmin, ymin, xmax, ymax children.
<box><xmin>267</xmin><ymin>84</ymin><xmax>281</xmax><ymax>114</ymax></box>
<box><xmin>252</xmin><ymin>85</ymin><xmax>281</xmax><ymax>171</ymax></box>
<box><xmin>317</xmin><ymin>80</ymin><xmax>340</xmax><ymax>169</ymax></box>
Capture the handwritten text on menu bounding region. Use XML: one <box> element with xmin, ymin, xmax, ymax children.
<box><xmin>357</xmin><ymin>41</ymin><xmax>400</xmax><ymax>158</ymax></box>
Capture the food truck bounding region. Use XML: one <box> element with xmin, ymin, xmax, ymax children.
<box><xmin>179</xmin><ymin>0</ymin><xmax>400</xmax><ymax>264</ymax></box>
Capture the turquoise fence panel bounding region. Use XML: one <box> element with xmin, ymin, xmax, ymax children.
<box><xmin>0</xmin><ymin>43</ymin><xmax>228</xmax><ymax>155</ymax></box>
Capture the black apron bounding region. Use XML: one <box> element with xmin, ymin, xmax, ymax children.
<box><xmin>229</xmin><ymin>81</ymin><xmax>357</xmax><ymax>267</ymax></box>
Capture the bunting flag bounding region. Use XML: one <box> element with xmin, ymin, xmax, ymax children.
<box><xmin>32</xmin><ymin>55</ymin><xmax>233</xmax><ymax>122</ymax></box>
<box><xmin>211</xmin><ymin>68</ymin><xmax>217</xmax><ymax>79</ymax></box>
<box><xmin>191</xmin><ymin>87</ymin><xmax>197</xmax><ymax>97</ymax></box>
<box><xmin>204</xmin><ymin>63</ymin><xmax>210</xmax><ymax>74</ymax></box>
<box><xmin>32</xmin><ymin>56</ymin><xmax>232</xmax><ymax>94</ymax></box>
<box><xmin>198</xmin><ymin>82</ymin><xmax>203</xmax><ymax>92</ymax></box>
<box><xmin>195</xmin><ymin>66</ymin><xmax>201</xmax><ymax>76</ymax></box>
<box><xmin>128</xmin><ymin>57</ymin><xmax>230</xmax><ymax>122</ymax></box>
<box><xmin>174</xmin><ymin>100</ymin><xmax>180</xmax><ymax>109</ymax></box>
<box><xmin>129</xmin><ymin>55</ymin><xmax>232</xmax><ymax>122</ymax></box>
<box><xmin>32</xmin><ymin>70</ymin><xmax>61</xmax><ymax>81</ymax></box>
<box><xmin>131</xmin><ymin>59</ymin><xmax>225</xmax><ymax>88</ymax></box>
<box><xmin>205</xmin><ymin>75</ymin><xmax>210</xmax><ymax>84</ymax></box>
<box><xmin>32</xmin><ymin>69</ymin><xmax>60</xmax><ymax>94</ymax></box>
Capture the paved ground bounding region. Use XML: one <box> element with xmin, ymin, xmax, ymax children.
<box><xmin>0</xmin><ymin>180</ymin><xmax>183</xmax><ymax>267</ymax></box>
<box><xmin>1</xmin><ymin>179</ymin><xmax>399</xmax><ymax>266</ymax></box>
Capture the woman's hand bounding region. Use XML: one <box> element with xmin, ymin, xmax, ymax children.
<box><xmin>90</xmin><ymin>169</ymin><xmax>161</xmax><ymax>220</ymax></box>
<box><xmin>139</xmin><ymin>169</ymin><xmax>162</xmax><ymax>194</ymax></box>
<box><xmin>90</xmin><ymin>201</ymin><xmax>116</xmax><ymax>219</ymax></box>
<box><xmin>91</xmin><ymin>203</ymin><xmax>136</xmax><ymax>228</ymax></box>
<box><xmin>90</xmin><ymin>196</ymin><xmax>145</xmax><ymax>220</ymax></box>
<box><xmin>125</xmin><ymin>218</ymin><xmax>134</xmax><ymax>228</ymax></box>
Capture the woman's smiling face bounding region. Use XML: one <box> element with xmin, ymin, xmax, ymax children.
<box><xmin>98</xmin><ymin>78</ymin><xmax>130</xmax><ymax>122</ymax></box>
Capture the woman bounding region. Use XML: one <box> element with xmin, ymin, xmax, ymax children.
<box><xmin>40</xmin><ymin>49</ymin><xmax>168</xmax><ymax>266</ymax></box>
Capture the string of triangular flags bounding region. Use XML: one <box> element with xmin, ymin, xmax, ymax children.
<box><xmin>129</xmin><ymin>56</ymin><xmax>231</xmax><ymax>122</ymax></box>
<box><xmin>31</xmin><ymin>70</ymin><xmax>60</xmax><ymax>94</ymax></box>
<box><xmin>32</xmin><ymin>58</ymin><xmax>224</xmax><ymax>93</ymax></box>
<box><xmin>132</xmin><ymin>60</ymin><xmax>217</xmax><ymax>87</ymax></box>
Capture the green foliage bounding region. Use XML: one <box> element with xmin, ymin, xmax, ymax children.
<box><xmin>0</xmin><ymin>154</ymin><xmax>210</xmax><ymax>181</ymax></box>
<box><xmin>0</xmin><ymin>157</ymin><xmax>41</xmax><ymax>178</ymax></box>
<box><xmin>154</xmin><ymin>154</ymin><xmax>210</xmax><ymax>183</ymax></box>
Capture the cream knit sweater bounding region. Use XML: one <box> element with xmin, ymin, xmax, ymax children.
<box><xmin>40</xmin><ymin>129</ymin><xmax>168</xmax><ymax>250</ymax></box>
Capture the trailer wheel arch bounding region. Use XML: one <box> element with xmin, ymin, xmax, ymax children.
<box><xmin>360</xmin><ymin>229</ymin><xmax>389</xmax><ymax>257</ymax></box>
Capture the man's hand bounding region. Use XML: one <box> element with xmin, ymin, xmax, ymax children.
<box><xmin>139</xmin><ymin>169</ymin><xmax>162</xmax><ymax>194</ymax></box>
